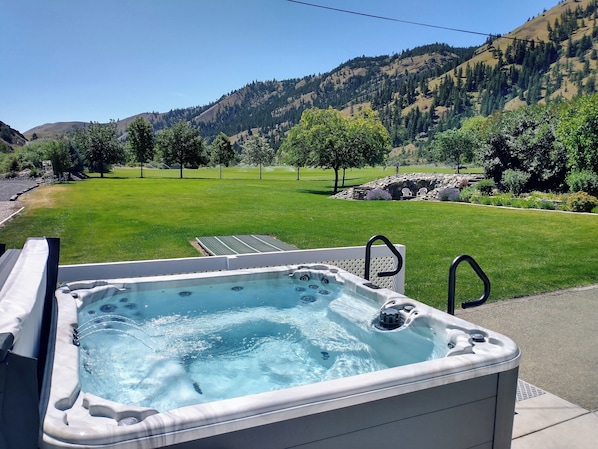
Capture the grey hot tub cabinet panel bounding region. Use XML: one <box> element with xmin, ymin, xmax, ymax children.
<box><xmin>162</xmin><ymin>369</ymin><xmax>518</xmax><ymax>449</ymax></box>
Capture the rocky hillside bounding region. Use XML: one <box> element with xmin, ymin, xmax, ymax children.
<box><xmin>17</xmin><ymin>0</ymin><xmax>598</xmax><ymax>153</ymax></box>
<box><xmin>0</xmin><ymin>121</ymin><xmax>28</xmax><ymax>152</ymax></box>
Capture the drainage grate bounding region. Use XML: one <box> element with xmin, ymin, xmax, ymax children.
<box><xmin>516</xmin><ymin>379</ymin><xmax>546</xmax><ymax>402</ymax></box>
<box><xmin>196</xmin><ymin>235</ymin><xmax>297</xmax><ymax>256</ymax></box>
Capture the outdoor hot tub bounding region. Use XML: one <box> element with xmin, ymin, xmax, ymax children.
<box><xmin>41</xmin><ymin>263</ymin><xmax>520</xmax><ymax>449</ymax></box>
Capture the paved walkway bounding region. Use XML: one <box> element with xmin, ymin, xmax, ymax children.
<box><xmin>457</xmin><ymin>285</ymin><xmax>598</xmax><ymax>448</ymax></box>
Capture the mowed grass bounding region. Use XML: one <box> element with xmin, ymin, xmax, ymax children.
<box><xmin>1</xmin><ymin>165</ymin><xmax>596</xmax><ymax>310</ymax></box>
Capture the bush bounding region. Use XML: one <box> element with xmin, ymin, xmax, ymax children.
<box><xmin>438</xmin><ymin>187</ymin><xmax>460</xmax><ymax>201</ymax></box>
<box><xmin>539</xmin><ymin>200</ymin><xmax>556</xmax><ymax>210</ymax></box>
<box><xmin>566</xmin><ymin>191</ymin><xmax>598</xmax><ymax>212</ymax></box>
<box><xmin>492</xmin><ymin>196</ymin><xmax>505</xmax><ymax>206</ymax></box>
<box><xmin>1</xmin><ymin>141</ymin><xmax>13</xmax><ymax>154</ymax></box>
<box><xmin>566</xmin><ymin>170</ymin><xmax>598</xmax><ymax>196</ymax></box>
<box><xmin>474</xmin><ymin>179</ymin><xmax>495</xmax><ymax>196</ymax></box>
<box><xmin>458</xmin><ymin>186</ymin><xmax>477</xmax><ymax>203</ymax></box>
<box><xmin>365</xmin><ymin>188</ymin><xmax>392</xmax><ymax>200</ymax></box>
<box><xmin>502</xmin><ymin>169</ymin><xmax>530</xmax><ymax>196</ymax></box>
<box><xmin>5</xmin><ymin>155</ymin><xmax>20</xmax><ymax>173</ymax></box>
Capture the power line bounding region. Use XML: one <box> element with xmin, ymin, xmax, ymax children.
<box><xmin>287</xmin><ymin>0</ymin><xmax>540</xmax><ymax>44</ymax></box>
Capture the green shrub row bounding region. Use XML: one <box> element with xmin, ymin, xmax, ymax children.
<box><xmin>446</xmin><ymin>180</ymin><xmax>598</xmax><ymax>213</ymax></box>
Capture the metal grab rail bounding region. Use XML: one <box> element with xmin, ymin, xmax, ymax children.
<box><xmin>364</xmin><ymin>235</ymin><xmax>404</xmax><ymax>282</ymax></box>
<box><xmin>447</xmin><ymin>254</ymin><xmax>491</xmax><ymax>315</ymax></box>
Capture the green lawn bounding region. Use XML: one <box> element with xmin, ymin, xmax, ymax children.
<box><xmin>1</xmin><ymin>165</ymin><xmax>596</xmax><ymax>310</ymax></box>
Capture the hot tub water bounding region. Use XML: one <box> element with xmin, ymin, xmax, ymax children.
<box><xmin>75</xmin><ymin>272</ymin><xmax>447</xmax><ymax>412</ymax></box>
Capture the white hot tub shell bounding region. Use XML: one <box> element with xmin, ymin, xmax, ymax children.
<box><xmin>40</xmin><ymin>264</ymin><xmax>520</xmax><ymax>449</ymax></box>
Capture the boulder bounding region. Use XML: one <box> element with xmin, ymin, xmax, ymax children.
<box><xmin>333</xmin><ymin>173</ymin><xmax>484</xmax><ymax>201</ymax></box>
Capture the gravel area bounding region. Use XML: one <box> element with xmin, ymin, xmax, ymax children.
<box><xmin>0</xmin><ymin>178</ymin><xmax>41</xmax><ymax>201</ymax></box>
<box><xmin>0</xmin><ymin>201</ymin><xmax>23</xmax><ymax>226</ymax></box>
<box><xmin>0</xmin><ymin>178</ymin><xmax>44</xmax><ymax>226</ymax></box>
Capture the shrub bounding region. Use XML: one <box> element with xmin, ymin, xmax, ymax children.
<box><xmin>479</xmin><ymin>196</ymin><xmax>493</xmax><ymax>205</ymax></box>
<box><xmin>502</xmin><ymin>169</ymin><xmax>531</xmax><ymax>196</ymax></box>
<box><xmin>5</xmin><ymin>155</ymin><xmax>20</xmax><ymax>173</ymax></box>
<box><xmin>539</xmin><ymin>200</ymin><xmax>556</xmax><ymax>210</ymax></box>
<box><xmin>458</xmin><ymin>186</ymin><xmax>477</xmax><ymax>203</ymax></box>
<box><xmin>474</xmin><ymin>179</ymin><xmax>495</xmax><ymax>196</ymax></box>
<box><xmin>513</xmin><ymin>199</ymin><xmax>528</xmax><ymax>208</ymax></box>
<box><xmin>488</xmin><ymin>196</ymin><xmax>503</xmax><ymax>206</ymax></box>
<box><xmin>0</xmin><ymin>141</ymin><xmax>13</xmax><ymax>154</ymax></box>
<box><xmin>365</xmin><ymin>188</ymin><xmax>392</xmax><ymax>200</ymax></box>
<box><xmin>438</xmin><ymin>187</ymin><xmax>460</xmax><ymax>201</ymax></box>
<box><xmin>566</xmin><ymin>170</ymin><xmax>598</xmax><ymax>196</ymax></box>
<box><xmin>566</xmin><ymin>191</ymin><xmax>598</xmax><ymax>212</ymax></box>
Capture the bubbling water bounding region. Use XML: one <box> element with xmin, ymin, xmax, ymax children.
<box><xmin>77</xmin><ymin>276</ymin><xmax>447</xmax><ymax>412</ymax></box>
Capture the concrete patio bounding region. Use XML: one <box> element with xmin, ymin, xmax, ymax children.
<box><xmin>457</xmin><ymin>284</ymin><xmax>598</xmax><ymax>448</ymax></box>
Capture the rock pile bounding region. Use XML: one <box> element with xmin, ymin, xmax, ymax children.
<box><xmin>332</xmin><ymin>173</ymin><xmax>485</xmax><ymax>201</ymax></box>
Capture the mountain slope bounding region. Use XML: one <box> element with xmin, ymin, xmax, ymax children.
<box><xmin>20</xmin><ymin>0</ymin><xmax>598</xmax><ymax>153</ymax></box>
<box><xmin>0</xmin><ymin>121</ymin><xmax>28</xmax><ymax>152</ymax></box>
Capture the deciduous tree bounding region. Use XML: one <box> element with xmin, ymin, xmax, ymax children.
<box><xmin>278</xmin><ymin>121</ymin><xmax>312</xmax><ymax>180</ymax></box>
<box><xmin>556</xmin><ymin>93</ymin><xmax>598</xmax><ymax>175</ymax></box>
<box><xmin>281</xmin><ymin>107</ymin><xmax>390</xmax><ymax>193</ymax></box>
<box><xmin>480</xmin><ymin>105</ymin><xmax>567</xmax><ymax>192</ymax></box>
<box><xmin>79</xmin><ymin>121</ymin><xmax>126</xmax><ymax>178</ymax></box>
<box><xmin>157</xmin><ymin>121</ymin><xmax>207</xmax><ymax>179</ymax></box>
<box><xmin>127</xmin><ymin>117</ymin><xmax>155</xmax><ymax>178</ymax></box>
<box><xmin>346</xmin><ymin>108</ymin><xmax>391</xmax><ymax>176</ymax></box>
<box><xmin>241</xmin><ymin>135</ymin><xmax>275</xmax><ymax>179</ymax></box>
<box><xmin>430</xmin><ymin>128</ymin><xmax>475</xmax><ymax>173</ymax></box>
<box><xmin>210</xmin><ymin>132</ymin><xmax>236</xmax><ymax>179</ymax></box>
<box><xmin>44</xmin><ymin>141</ymin><xmax>72</xmax><ymax>181</ymax></box>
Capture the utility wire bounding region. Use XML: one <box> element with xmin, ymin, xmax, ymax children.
<box><xmin>287</xmin><ymin>0</ymin><xmax>540</xmax><ymax>44</ymax></box>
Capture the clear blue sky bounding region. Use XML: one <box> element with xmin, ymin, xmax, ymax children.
<box><xmin>1</xmin><ymin>0</ymin><xmax>558</xmax><ymax>133</ymax></box>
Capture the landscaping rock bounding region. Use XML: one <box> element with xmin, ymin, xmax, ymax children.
<box><xmin>333</xmin><ymin>173</ymin><xmax>484</xmax><ymax>201</ymax></box>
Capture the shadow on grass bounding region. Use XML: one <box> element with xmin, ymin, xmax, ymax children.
<box><xmin>300</xmin><ymin>188</ymin><xmax>337</xmax><ymax>196</ymax></box>
<box><xmin>300</xmin><ymin>181</ymin><xmax>367</xmax><ymax>196</ymax></box>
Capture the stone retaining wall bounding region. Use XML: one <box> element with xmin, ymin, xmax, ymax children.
<box><xmin>332</xmin><ymin>173</ymin><xmax>484</xmax><ymax>201</ymax></box>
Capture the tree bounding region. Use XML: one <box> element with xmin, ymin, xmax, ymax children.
<box><xmin>79</xmin><ymin>121</ymin><xmax>126</xmax><ymax>177</ymax></box>
<box><xmin>281</xmin><ymin>107</ymin><xmax>390</xmax><ymax>193</ymax></box>
<box><xmin>347</xmin><ymin>108</ymin><xmax>391</xmax><ymax>170</ymax></box>
<box><xmin>242</xmin><ymin>135</ymin><xmax>275</xmax><ymax>179</ymax></box>
<box><xmin>337</xmin><ymin>108</ymin><xmax>391</xmax><ymax>187</ymax></box>
<box><xmin>44</xmin><ymin>140</ymin><xmax>72</xmax><ymax>180</ymax></box>
<box><xmin>210</xmin><ymin>132</ymin><xmax>236</xmax><ymax>179</ymax></box>
<box><xmin>278</xmin><ymin>119</ymin><xmax>312</xmax><ymax>180</ymax></box>
<box><xmin>556</xmin><ymin>93</ymin><xmax>598</xmax><ymax>175</ymax></box>
<box><xmin>430</xmin><ymin>128</ymin><xmax>475</xmax><ymax>173</ymax></box>
<box><xmin>157</xmin><ymin>121</ymin><xmax>207</xmax><ymax>179</ymax></box>
<box><xmin>299</xmin><ymin>107</ymin><xmax>349</xmax><ymax>193</ymax></box>
<box><xmin>127</xmin><ymin>117</ymin><xmax>155</xmax><ymax>178</ymax></box>
<box><xmin>480</xmin><ymin>105</ymin><xmax>567</xmax><ymax>191</ymax></box>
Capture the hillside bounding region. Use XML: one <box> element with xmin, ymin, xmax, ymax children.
<box><xmin>17</xmin><ymin>0</ymin><xmax>598</xmax><ymax>154</ymax></box>
<box><xmin>0</xmin><ymin>121</ymin><xmax>28</xmax><ymax>152</ymax></box>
